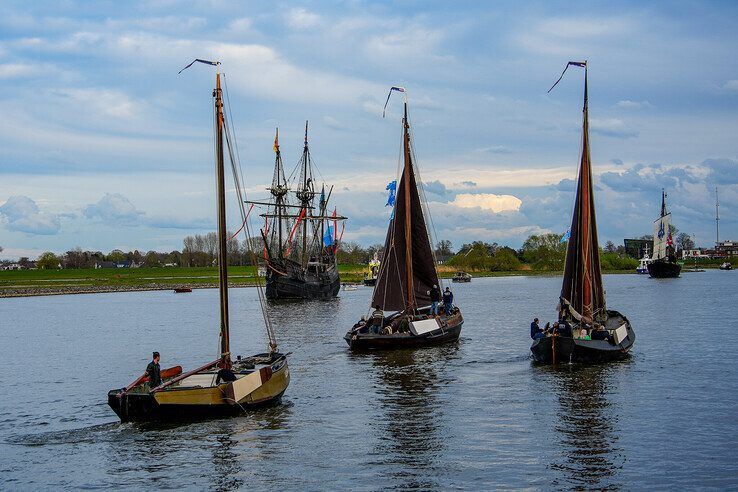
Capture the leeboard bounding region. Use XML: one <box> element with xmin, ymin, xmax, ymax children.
<box><xmin>410</xmin><ymin>318</ymin><xmax>441</xmax><ymax>336</ymax></box>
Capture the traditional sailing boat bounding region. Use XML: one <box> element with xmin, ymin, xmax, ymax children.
<box><xmin>344</xmin><ymin>87</ymin><xmax>463</xmax><ymax>350</ymax></box>
<box><xmin>249</xmin><ymin>123</ymin><xmax>346</xmax><ymax>300</ymax></box>
<box><xmin>107</xmin><ymin>60</ymin><xmax>289</xmax><ymax>421</ymax></box>
<box><xmin>531</xmin><ymin>62</ymin><xmax>635</xmax><ymax>364</ymax></box>
<box><xmin>647</xmin><ymin>190</ymin><xmax>681</xmax><ymax>278</ymax></box>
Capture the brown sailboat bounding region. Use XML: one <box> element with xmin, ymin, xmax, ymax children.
<box><xmin>531</xmin><ymin>62</ymin><xmax>635</xmax><ymax>364</ymax></box>
<box><xmin>345</xmin><ymin>87</ymin><xmax>463</xmax><ymax>350</ymax></box>
<box><xmin>107</xmin><ymin>60</ymin><xmax>289</xmax><ymax>421</ymax></box>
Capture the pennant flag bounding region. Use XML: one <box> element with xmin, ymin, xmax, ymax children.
<box><xmin>385</xmin><ymin>180</ymin><xmax>397</xmax><ymax>207</ymax></box>
<box><xmin>323</xmin><ymin>225</ymin><xmax>334</xmax><ymax>247</ymax></box>
<box><xmin>382</xmin><ymin>86</ymin><xmax>406</xmax><ymax>117</ymax></box>
<box><xmin>178</xmin><ymin>58</ymin><xmax>220</xmax><ymax>74</ymax></box>
<box><xmin>658</xmin><ymin>221</ymin><xmax>665</xmax><ymax>239</ymax></box>
<box><xmin>273</xmin><ymin>128</ymin><xmax>279</xmax><ymax>154</ymax></box>
<box><xmin>560</xmin><ymin>228</ymin><xmax>570</xmax><ymax>243</ymax></box>
<box><xmin>548</xmin><ymin>61</ymin><xmax>587</xmax><ymax>93</ymax></box>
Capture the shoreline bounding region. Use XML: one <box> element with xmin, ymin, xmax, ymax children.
<box><xmin>0</xmin><ymin>269</ymin><xmax>639</xmax><ymax>298</ymax></box>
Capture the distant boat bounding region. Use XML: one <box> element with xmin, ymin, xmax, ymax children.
<box><xmin>248</xmin><ymin>123</ymin><xmax>346</xmax><ymax>300</ymax></box>
<box><xmin>636</xmin><ymin>245</ymin><xmax>651</xmax><ymax>274</ymax></box>
<box><xmin>174</xmin><ymin>287</ymin><xmax>192</xmax><ymax>293</ymax></box>
<box><xmin>451</xmin><ymin>271</ymin><xmax>472</xmax><ymax>283</ymax></box>
<box><xmin>720</xmin><ymin>262</ymin><xmax>733</xmax><ymax>270</ymax></box>
<box><xmin>647</xmin><ymin>190</ymin><xmax>681</xmax><ymax>278</ymax></box>
<box><xmin>363</xmin><ymin>255</ymin><xmax>380</xmax><ymax>286</ymax></box>
<box><xmin>531</xmin><ymin>61</ymin><xmax>635</xmax><ymax>365</ymax></box>
<box><xmin>342</xmin><ymin>283</ymin><xmax>358</xmax><ymax>292</ymax></box>
<box><xmin>108</xmin><ymin>61</ymin><xmax>289</xmax><ymax>422</ymax></box>
<box><xmin>344</xmin><ymin>87</ymin><xmax>463</xmax><ymax>351</ymax></box>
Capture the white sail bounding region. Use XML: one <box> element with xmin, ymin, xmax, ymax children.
<box><xmin>652</xmin><ymin>213</ymin><xmax>671</xmax><ymax>260</ymax></box>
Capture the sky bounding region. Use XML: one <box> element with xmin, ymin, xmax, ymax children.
<box><xmin>1</xmin><ymin>0</ymin><xmax>737</xmax><ymax>259</ymax></box>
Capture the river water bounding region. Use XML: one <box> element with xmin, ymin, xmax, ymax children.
<box><xmin>1</xmin><ymin>271</ymin><xmax>736</xmax><ymax>489</ymax></box>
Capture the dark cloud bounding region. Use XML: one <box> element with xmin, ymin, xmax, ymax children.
<box><xmin>611</xmin><ymin>158</ymin><xmax>624</xmax><ymax>166</ymax></box>
<box><xmin>0</xmin><ymin>195</ymin><xmax>61</xmax><ymax>235</ymax></box>
<box><xmin>600</xmin><ymin>163</ymin><xmax>699</xmax><ymax>193</ymax></box>
<box><xmin>455</xmin><ymin>181</ymin><xmax>477</xmax><ymax>188</ymax></box>
<box><xmin>555</xmin><ymin>178</ymin><xmax>576</xmax><ymax>191</ymax></box>
<box><xmin>423</xmin><ymin>180</ymin><xmax>448</xmax><ymax>196</ymax></box>
<box><xmin>703</xmin><ymin>158</ymin><xmax>738</xmax><ymax>185</ymax></box>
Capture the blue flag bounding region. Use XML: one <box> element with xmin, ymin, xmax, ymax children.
<box><xmin>386</xmin><ymin>180</ymin><xmax>397</xmax><ymax>207</ymax></box>
<box><xmin>560</xmin><ymin>228</ymin><xmax>570</xmax><ymax>243</ymax></box>
<box><xmin>323</xmin><ymin>225</ymin><xmax>334</xmax><ymax>247</ymax></box>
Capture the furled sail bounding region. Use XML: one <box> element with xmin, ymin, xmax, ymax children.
<box><xmin>372</xmin><ymin>102</ymin><xmax>439</xmax><ymax>312</ymax></box>
<box><xmin>652</xmin><ymin>190</ymin><xmax>672</xmax><ymax>260</ymax></box>
<box><xmin>558</xmin><ymin>62</ymin><xmax>606</xmax><ymax>321</ymax></box>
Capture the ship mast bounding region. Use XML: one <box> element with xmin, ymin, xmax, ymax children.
<box><xmin>716</xmin><ymin>187</ymin><xmax>720</xmax><ymax>249</ymax></box>
<box><xmin>402</xmin><ymin>102</ymin><xmax>414</xmax><ymax>311</ymax></box>
<box><xmin>214</xmin><ymin>72</ymin><xmax>230</xmax><ymax>366</ymax></box>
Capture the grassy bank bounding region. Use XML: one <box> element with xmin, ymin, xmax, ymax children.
<box><xmin>0</xmin><ymin>264</ymin><xmax>638</xmax><ymax>298</ymax></box>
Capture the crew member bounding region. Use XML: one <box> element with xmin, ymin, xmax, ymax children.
<box><xmin>530</xmin><ymin>318</ymin><xmax>544</xmax><ymax>339</ymax></box>
<box><xmin>371</xmin><ymin>305</ymin><xmax>384</xmax><ymax>334</ymax></box>
<box><xmin>428</xmin><ymin>284</ymin><xmax>441</xmax><ymax>315</ymax></box>
<box><xmin>146</xmin><ymin>351</ymin><xmax>162</xmax><ymax>388</ymax></box>
<box><xmin>442</xmin><ymin>287</ymin><xmax>454</xmax><ymax>315</ymax></box>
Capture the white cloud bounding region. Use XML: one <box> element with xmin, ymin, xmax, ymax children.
<box><xmin>285</xmin><ymin>8</ymin><xmax>321</xmax><ymax>29</ymax></box>
<box><xmin>0</xmin><ymin>62</ymin><xmax>43</xmax><ymax>79</ymax></box>
<box><xmin>83</xmin><ymin>193</ymin><xmax>144</xmax><ymax>224</ymax></box>
<box><xmin>516</xmin><ymin>15</ymin><xmax>637</xmax><ymax>55</ymax></box>
<box><xmin>225</xmin><ymin>17</ymin><xmax>252</xmax><ymax>35</ymax></box>
<box><xmin>0</xmin><ymin>195</ymin><xmax>61</xmax><ymax>235</ymax></box>
<box><xmin>449</xmin><ymin>193</ymin><xmax>522</xmax><ymax>212</ymax></box>
<box><xmin>616</xmin><ymin>99</ymin><xmax>652</xmax><ymax>109</ymax></box>
<box><xmin>55</xmin><ymin>88</ymin><xmax>140</xmax><ymax>119</ymax></box>
<box><xmin>590</xmin><ymin>118</ymin><xmax>638</xmax><ymax>138</ymax></box>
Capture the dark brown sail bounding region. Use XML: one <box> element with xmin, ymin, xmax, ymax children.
<box><xmin>372</xmin><ymin>102</ymin><xmax>439</xmax><ymax>312</ymax></box>
<box><xmin>560</xmin><ymin>65</ymin><xmax>606</xmax><ymax>321</ymax></box>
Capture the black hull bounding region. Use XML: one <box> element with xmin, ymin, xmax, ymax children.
<box><xmin>363</xmin><ymin>278</ymin><xmax>377</xmax><ymax>286</ymax></box>
<box><xmin>345</xmin><ymin>312</ymin><xmax>463</xmax><ymax>351</ymax></box>
<box><xmin>647</xmin><ymin>259</ymin><xmax>681</xmax><ymax>278</ymax></box>
<box><xmin>265</xmin><ymin>262</ymin><xmax>340</xmax><ymax>300</ymax></box>
<box><xmin>531</xmin><ymin>311</ymin><xmax>635</xmax><ymax>365</ymax></box>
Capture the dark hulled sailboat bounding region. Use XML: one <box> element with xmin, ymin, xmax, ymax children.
<box><xmin>345</xmin><ymin>87</ymin><xmax>463</xmax><ymax>350</ymax></box>
<box><xmin>647</xmin><ymin>190</ymin><xmax>681</xmax><ymax>278</ymax></box>
<box><xmin>107</xmin><ymin>61</ymin><xmax>289</xmax><ymax>422</ymax></box>
<box><xmin>531</xmin><ymin>62</ymin><xmax>635</xmax><ymax>364</ymax></box>
<box><xmin>252</xmin><ymin>123</ymin><xmax>346</xmax><ymax>300</ymax></box>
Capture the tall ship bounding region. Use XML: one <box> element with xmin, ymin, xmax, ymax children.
<box><xmin>345</xmin><ymin>87</ymin><xmax>463</xmax><ymax>350</ymax></box>
<box><xmin>531</xmin><ymin>61</ymin><xmax>635</xmax><ymax>364</ymax></box>
<box><xmin>108</xmin><ymin>60</ymin><xmax>289</xmax><ymax>421</ymax></box>
<box><xmin>647</xmin><ymin>190</ymin><xmax>681</xmax><ymax>278</ymax></box>
<box><xmin>251</xmin><ymin>123</ymin><xmax>346</xmax><ymax>300</ymax></box>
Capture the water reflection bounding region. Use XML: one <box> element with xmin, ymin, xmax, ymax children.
<box><xmin>367</xmin><ymin>345</ymin><xmax>460</xmax><ymax>489</ymax></box>
<box><xmin>547</xmin><ymin>363</ymin><xmax>628</xmax><ymax>489</ymax></box>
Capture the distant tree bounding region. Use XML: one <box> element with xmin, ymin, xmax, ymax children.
<box><xmin>676</xmin><ymin>232</ymin><xmax>694</xmax><ymax>252</ymax></box>
<box><xmin>63</xmin><ymin>247</ymin><xmax>90</xmax><ymax>269</ymax></box>
<box><xmin>144</xmin><ymin>251</ymin><xmax>161</xmax><ymax>267</ymax></box>
<box><xmin>488</xmin><ymin>247</ymin><xmax>522</xmax><ymax>271</ymax></box>
<box><xmin>37</xmin><ymin>252</ymin><xmax>60</xmax><ymax>270</ymax></box>
<box><xmin>435</xmin><ymin>240</ymin><xmax>453</xmax><ymax>257</ymax></box>
<box><xmin>19</xmin><ymin>257</ymin><xmax>32</xmax><ymax>268</ymax></box>
<box><xmin>521</xmin><ymin>234</ymin><xmax>566</xmax><ymax>270</ymax></box>
<box><xmin>107</xmin><ymin>249</ymin><xmax>126</xmax><ymax>262</ymax></box>
<box><xmin>604</xmin><ymin>241</ymin><xmax>617</xmax><ymax>253</ymax></box>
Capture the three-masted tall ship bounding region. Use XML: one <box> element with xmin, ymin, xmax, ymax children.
<box><xmin>647</xmin><ymin>190</ymin><xmax>681</xmax><ymax>278</ymax></box>
<box><xmin>251</xmin><ymin>123</ymin><xmax>346</xmax><ymax>300</ymax></box>
<box><xmin>531</xmin><ymin>62</ymin><xmax>635</xmax><ymax>364</ymax></box>
<box><xmin>107</xmin><ymin>60</ymin><xmax>289</xmax><ymax>421</ymax></box>
<box><xmin>345</xmin><ymin>87</ymin><xmax>463</xmax><ymax>350</ymax></box>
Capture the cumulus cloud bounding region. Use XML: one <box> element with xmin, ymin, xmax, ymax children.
<box><xmin>0</xmin><ymin>195</ymin><xmax>61</xmax><ymax>234</ymax></box>
<box><xmin>590</xmin><ymin>118</ymin><xmax>638</xmax><ymax>139</ymax></box>
<box><xmin>83</xmin><ymin>193</ymin><xmax>144</xmax><ymax>224</ymax></box>
<box><xmin>449</xmin><ymin>193</ymin><xmax>522</xmax><ymax>212</ymax></box>
<box><xmin>600</xmin><ymin>163</ymin><xmax>700</xmax><ymax>192</ymax></box>
<box><xmin>703</xmin><ymin>158</ymin><xmax>738</xmax><ymax>185</ymax></box>
<box><xmin>556</xmin><ymin>178</ymin><xmax>576</xmax><ymax>191</ymax></box>
<box><xmin>423</xmin><ymin>180</ymin><xmax>448</xmax><ymax>197</ymax></box>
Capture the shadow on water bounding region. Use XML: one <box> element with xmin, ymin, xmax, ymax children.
<box><xmin>360</xmin><ymin>344</ymin><xmax>461</xmax><ymax>489</ymax></box>
<box><xmin>538</xmin><ymin>360</ymin><xmax>631</xmax><ymax>490</ymax></box>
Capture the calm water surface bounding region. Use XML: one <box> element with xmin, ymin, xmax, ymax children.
<box><xmin>1</xmin><ymin>271</ymin><xmax>736</xmax><ymax>489</ymax></box>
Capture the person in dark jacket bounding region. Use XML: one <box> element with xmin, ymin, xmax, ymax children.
<box><xmin>530</xmin><ymin>318</ymin><xmax>544</xmax><ymax>339</ymax></box>
<box><xmin>146</xmin><ymin>351</ymin><xmax>161</xmax><ymax>388</ymax></box>
<box><xmin>442</xmin><ymin>287</ymin><xmax>454</xmax><ymax>314</ymax></box>
<box><xmin>370</xmin><ymin>305</ymin><xmax>384</xmax><ymax>334</ymax></box>
<box><xmin>428</xmin><ymin>285</ymin><xmax>441</xmax><ymax>315</ymax></box>
<box><xmin>554</xmin><ymin>319</ymin><xmax>573</xmax><ymax>338</ymax></box>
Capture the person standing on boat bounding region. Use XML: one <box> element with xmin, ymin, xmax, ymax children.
<box><xmin>428</xmin><ymin>284</ymin><xmax>441</xmax><ymax>315</ymax></box>
<box><xmin>530</xmin><ymin>318</ymin><xmax>545</xmax><ymax>339</ymax></box>
<box><xmin>370</xmin><ymin>305</ymin><xmax>384</xmax><ymax>334</ymax></box>
<box><xmin>146</xmin><ymin>352</ymin><xmax>161</xmax><ymax>388</ymax></box>
<box><xmin>443</xmin><ymin>287</ymin><xmax>454</xmax><ymax>315</ymax></box>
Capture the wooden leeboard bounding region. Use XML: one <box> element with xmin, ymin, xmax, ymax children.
<box><xmin>410</xmin><ymin>318</ymin><xmax>441</xmax><ymax>336</ymax></box>
<box><xmin>227</xmin><ymin>370</ymin><xmax>264</xmax><ymax>403</ymax></box>
<box><xmin>612</xmin><ymin>324</ymin><xmax>628</xmax><ymax>344</ymax></box>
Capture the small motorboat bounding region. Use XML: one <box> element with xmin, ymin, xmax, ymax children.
<box><xmin>342</xmin><ymin>283</ymin><xmax>358</xmax><ymax>291</ymax></box>
<box><xmin>451</xmin><ymin>271</ymin><xmax>472</xmax><ymax>282</ymax></box>
<box><xmin>719</xmin><ymin>262</ymin><xmax>733</xmax><ymax>270</ymax></box>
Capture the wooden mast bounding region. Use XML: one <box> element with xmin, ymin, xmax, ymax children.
<box><xmin>301</xmin><ymin>121</ymin><xmax>309</xmax><ymax>267</ymax></box>
<box><xmin>214</xmin><ymin>72</ymin><xmax>230</xmax><ymax>366</ymax></box>
<box><xmin>403</xmin><ymin>102</ymin><xmax>414</xmax><ymax>311</ymax></box>
<box><xmin>275</xmin><ymin>129</ymin><xmax>283</xmax><ymax>258</ymax></box>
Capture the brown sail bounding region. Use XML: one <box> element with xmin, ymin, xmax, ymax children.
<box><xmin>372</xmin><ymin>102</ymin><xmax>439</xmax><ymax>312</ymax></box>
<box><xmin>559</xmin><ymin>63</ymin><xmax>606</xmax><ymax>321</ymax></box>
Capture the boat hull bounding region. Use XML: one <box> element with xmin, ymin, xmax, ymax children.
<box><xmin>530</xmin><ymin>311</ymin><xmax>635</xmax><ymax>364</ymax></box>
<box><xmin>363</xmin><ymin>278</ymin><xmax>377</xmax><ymax>286</ymax></box>
<box><xmin>345</xmin><ymin>311</ymin><xmax>463</xmax><ymax>351</ymax></box>
<box><xmin>647</xmin><ymin>259</ymin><xmax>681</xmax><ymax>278</ymax></box>
<box><xmin>265</xmin><ymin>262</ymin><xmax>340</xmax><ymax>300</ymax></box>
<box><xmin>107</xmin><ymin>354</ymin><xmax>289</xmax><ymax>422</ymax></box>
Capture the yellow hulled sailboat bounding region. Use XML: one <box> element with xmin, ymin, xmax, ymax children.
<box><xmin>108</xmin><ymin>60</ymin><xmax>289</xmax><ymax>422</ymax></box>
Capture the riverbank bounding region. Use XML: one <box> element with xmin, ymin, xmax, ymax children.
<box><xmin>0</xmin><ymin>265</ymin><xmax>642</xmax><ymax>298</ymax></box>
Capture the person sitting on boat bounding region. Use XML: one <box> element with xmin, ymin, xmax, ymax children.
<box><xmin>591</xmin><ymin>324</ymin><xmax>610</xmax><ymax>341</ymax></box>
<box><xmin>146</xmin><ymin>351</ymin><xmax>161</xmax><ymax>388</ymax></box>
<box><xmin>442</xmin><ymin>287</ymin><xmax>454</xmax><ymax>315</ymax></box>
<box><xmin>428</xmin><ymin>284</ymin><xmax>441</xmax><ymax>315</ymax></box>
<box><xmin>553</xmin><ymin>320</ymin><xmax>573</xmax><ymax>338</ymax></box>
<box><xmin>216</xmin><ymin>367</ymin><xmax>238</xmax><ymax>385</ymax></box>
<box><xmin>370</xmin><ymin>305</ymin><xmax>384</xmax><ymax>334</ymax></box>
<box><xmin>530</xmin><ymin>318</ymin><xmax>545</xmax><ymax>339</ymax></box>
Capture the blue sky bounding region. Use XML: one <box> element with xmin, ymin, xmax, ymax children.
<box><xmin>1</xmin><ymin>0</ymin><xmax>737</xmax><ymax>259</ymax></box>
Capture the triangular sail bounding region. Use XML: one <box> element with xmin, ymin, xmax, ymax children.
<box><xmin>372</xmin><ymin>102</ymin><xmax>439</xmax><ymax>312</ymax></box>
<box><xmin>559</xmin><ymin>64</ymin><xmax>606</xmax><ymax>321</ymax></box>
